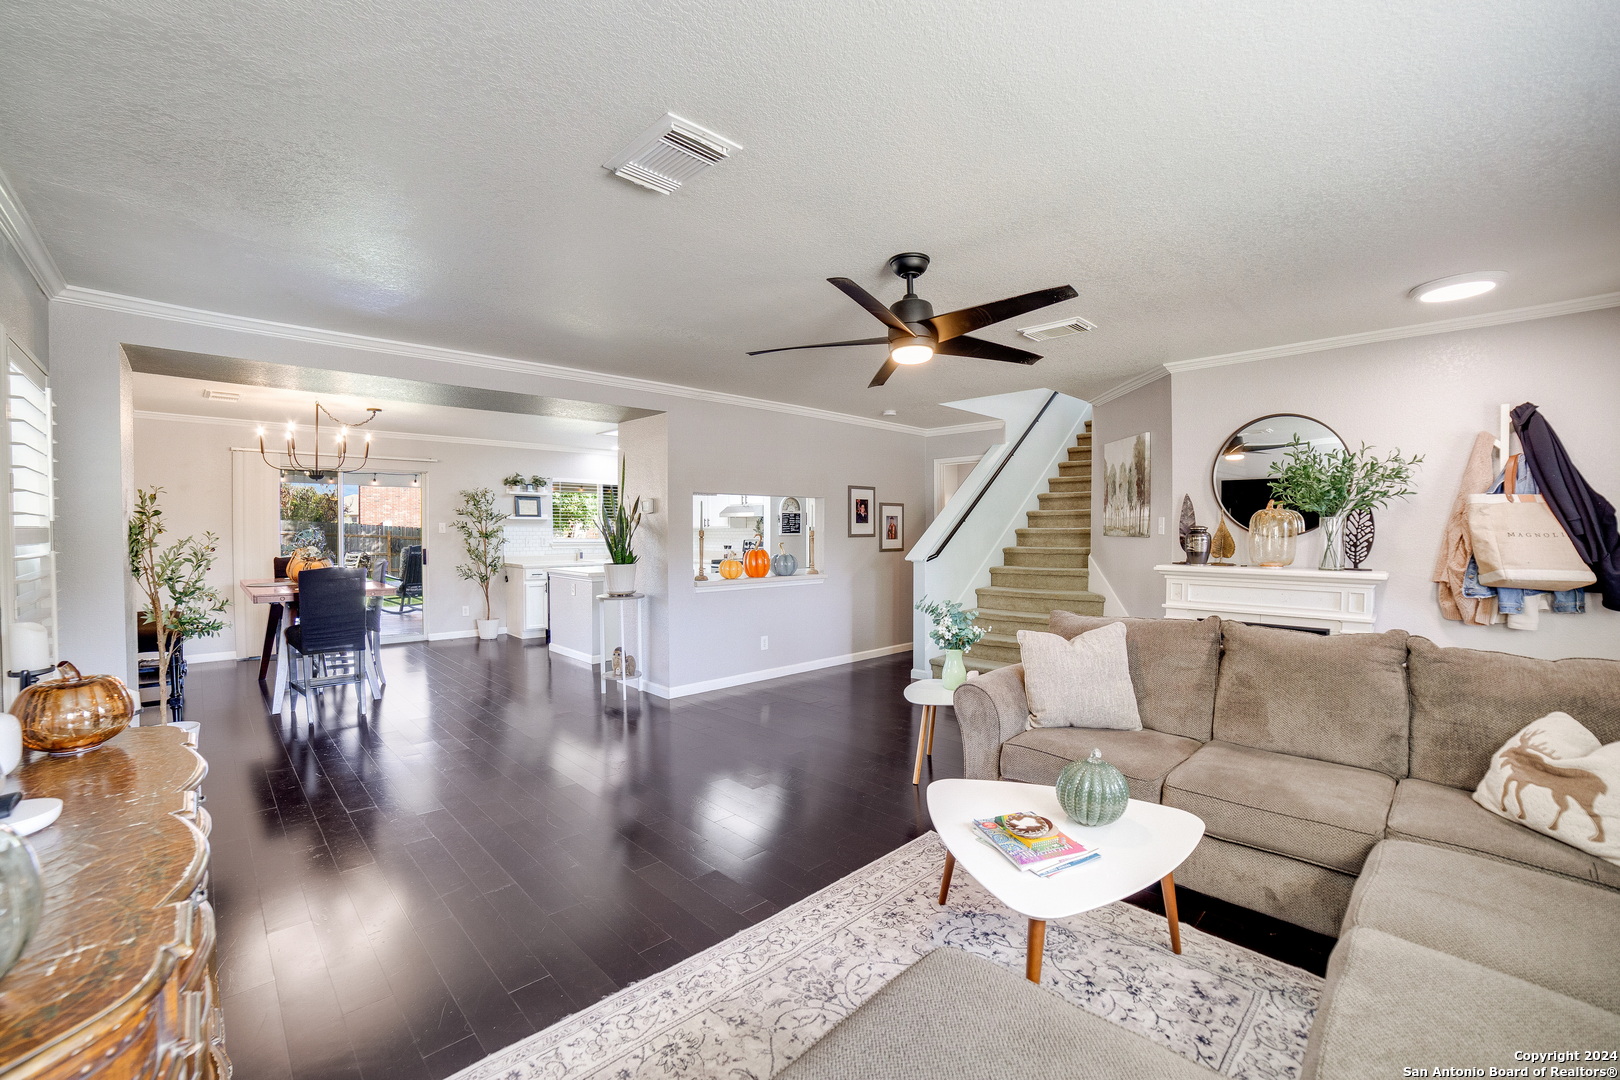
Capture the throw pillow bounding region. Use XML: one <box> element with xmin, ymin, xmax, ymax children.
<box><xmin>1018</xmin><ymin>622</ymin><xmax>1142</xmax><ymax>731</ymax></box>
<box><xmin>1472</xmin><ymin>712</ymin><xmax>1620</xmax><ymax>866</ymax></box>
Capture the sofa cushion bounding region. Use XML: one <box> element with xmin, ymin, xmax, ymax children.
<box><xmin>1345</xmin><ymin>840</ymin><xmax>1620</xmax><ymax>1012</ymax></box>
<box><xmin>1175</xmin><ymin>834</ymin><xmax>1355</xmax><ymax>937</ymax></box>
<box><xmin>1162</xmin><ymin>741</ymin><xmax>1394</xmax><ymax>873</ymax></box>
<box><xmin>1047</xmin><ymin>612</ymin><xmax>1221</xmax><ymax>741</ymax></box>
<box><xmin>1213</xmin><ymin>622</ymin><xmax>1410</xmax><ymax>777</ymax></box>
<box><xmin>1018</xmin><ymin>624</ymin><xmax>1142</xmax><ymax>731</ymax></box>
<box><xmin>1386</xmin><ymin>777</ymin><xmax>1620</xmax><ymax>889</ymax></box>
<box><xmin>1000</xmin><ymin>727</ymin><xmax>1203</xmax><ymax>801</ymax></box>
<box><xmin>1300</xmin><ymin>928</ymin><xmax>1619</xmax><ymax>1080</ymax></box>
<box><xmin>777</xmin><ymin>946</ymin><xmax>1214</xmax><ymax>1080</ymax></box>
<box><xmin>1407</xmin><ymin>635</ymin><xmax>1620</xmax><ymax>788</ymax></box>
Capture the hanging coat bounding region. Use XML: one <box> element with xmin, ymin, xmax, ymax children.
<box><xmin>1432</xmin><ymin>431</ymin><xmax>1498</xmax><ymax>625</ymax></box>
<box><xmin>1510</xmin><ymin>402</ymin><xmax>1620</xmax><ymax>611</ymax></box>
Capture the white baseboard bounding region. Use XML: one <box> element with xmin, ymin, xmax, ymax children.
<box><xmin>644</xmin><ymin>642</ymin><xmax>911</xmax><ymax>699</ymax></box>
<box><xmin>1087</xmin><ymin>559</ymin><xmax>1129</xmax><ymax>617</ymax></box>
<box><xmin>426</xmin><ymin>626</ymin><xmax>509</xmax><ymax>641</ymax></box>
<box><xmin>548</xmin><ymin>642</ymin><xmax>601</xmax><ymax>665</ymax></box>
<box><xmin>910</xmin><ymin>667</ymin><xmax>932</xmax><ymax>680</ymax></box>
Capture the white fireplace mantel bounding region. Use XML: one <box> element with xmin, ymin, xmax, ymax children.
<box><xmin>1155</xmin><ymin>563</ymin><xmax>1389</xmax><ymax>634</ymax></box>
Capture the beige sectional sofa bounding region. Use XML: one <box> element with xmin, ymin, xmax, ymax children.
<box><xmin>780</xmin><ymin>614</ymin><xmax>1620</xmax><ymax>1080</ymax></box>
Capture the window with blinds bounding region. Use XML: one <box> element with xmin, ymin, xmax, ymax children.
<box><xmin>4</xmin><ymin>340</ymin><xmax>55</xmax><ymax>670</ymax></box>
<box><xmin>550</xmin><ymin>482</ymin><xmax>620</xmax><ymax>539</ymax></box>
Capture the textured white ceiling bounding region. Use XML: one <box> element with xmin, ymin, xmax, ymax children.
<box><xmin>2</xmin><ymin>0</ymin><xmax>1617</xmax><ymax>426</ymax></box>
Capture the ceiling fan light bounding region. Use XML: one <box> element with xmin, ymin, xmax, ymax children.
<box><xmin>891</xmin><ymin>342</ymin><xmax>934</xmax><ymax>365</ymax></box>
<box><xmin>1410</xmin><ymin>272</ymin><xmax>1505</xmax><ymax>303</ymax></box>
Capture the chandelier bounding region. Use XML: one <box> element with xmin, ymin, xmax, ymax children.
<box><xmin>258</xmin><ymin>403</ymin><xmax>383</xmax><ymax>481</ymax></box>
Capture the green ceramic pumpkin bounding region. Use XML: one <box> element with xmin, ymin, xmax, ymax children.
<box><xmin>1056</xmin><ymin>749</ymin><xmax>1129</xmax><ymax>826</ymax></box>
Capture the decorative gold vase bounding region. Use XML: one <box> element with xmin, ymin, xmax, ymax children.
<box><xmin>16</xmin><ymin>661</ymin><xmax>135</xmax><ymax>756</ymax></box>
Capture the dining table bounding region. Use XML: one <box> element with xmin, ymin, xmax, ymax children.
<box><xmin>240</xmin><ymin>576</ymin><xmax>394</xmax><ymax>712</ymax></box>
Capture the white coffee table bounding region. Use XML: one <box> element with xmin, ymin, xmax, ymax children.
<box><xmin>903</xmin><ymin>678</ymin><xmax>957</xmax><ymax>785</ymax></box>
<box><xmin>927</xmin><ymin>778</ymin><xmax>1205</xmax><ymax>982</ymax></box>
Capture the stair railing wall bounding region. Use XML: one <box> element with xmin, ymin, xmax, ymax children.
<box><xmin>906</xmin><ymin>390</ymin><xmax>1092</xmax><ymax>677</ymax></box>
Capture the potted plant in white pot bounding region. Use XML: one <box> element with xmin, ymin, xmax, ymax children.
<box><xmin>598</xmin><ymin>460</ymin><xmax>643</xmax><ymax>596</ymax></box>
<box><xmin>453</xmin><ymin>487</ymin><xmax>509</xmax><ymax>638</ymax></box>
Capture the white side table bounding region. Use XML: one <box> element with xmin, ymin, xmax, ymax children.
<box><xmin>595</xmin><ymin>593</ymin><xmax>648</xmax><ymax>693</ymax></box>
<box><xmin>904</xmin><ymin>678</ymin><xmax>958</xmax><ymax>786</ymax></box>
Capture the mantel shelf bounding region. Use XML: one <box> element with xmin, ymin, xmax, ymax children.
<box><xmin>1154</xmin><ymin>563</ymin><xmax>1388</xmax><ymax>634</ymax></box>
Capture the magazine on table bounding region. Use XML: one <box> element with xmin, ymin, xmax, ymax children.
<box><xmin>971</xmin><ymin>816</ymin><xmax>1101</xmax><ymax>876</ymax></box>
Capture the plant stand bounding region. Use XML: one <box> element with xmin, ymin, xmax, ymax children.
<box><xmin>596</xmin><ymin>592</ymin><xmax>648</xmax><ymax>695</ymax></box>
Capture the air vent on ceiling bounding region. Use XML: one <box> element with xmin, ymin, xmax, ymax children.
<box><xmin>1017</xmin><ymin>316</ymin><xmax>1097</xmax><ymax>342</ymax></box>
<box><xmin>603</xmin><ymin>112</ymin><xmax>741</xmax><ymax>194</ymax></box>
<box><xmin>202</xmin><ymin>388</ymin><xmax>240</xmax><ymax>401</ymax></box>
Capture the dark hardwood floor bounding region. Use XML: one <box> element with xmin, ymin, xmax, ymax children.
<box><xmin>190</xmin><ymin>641</ymin><xmax>1332</xmax><ymax>1080</ymax></box>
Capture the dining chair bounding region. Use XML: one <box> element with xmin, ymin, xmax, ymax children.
<box><xmin>284</xmin><ymin>566</ymin><xmax>376</xmax><ymax>730</ymax></box>
<box><xmin>387</xmin><ymin>546</ymin><xmax>424</xmax><ymax>615</ymax></box>
<box><xmin>364</xmin><ymin>557</ymin><xmax>387</xmax><ymax>689</ymax></box>
<box><xmin>258</xmin><ymin>555</ymin><xmax>298</xmax><ymax>683</ymax></box>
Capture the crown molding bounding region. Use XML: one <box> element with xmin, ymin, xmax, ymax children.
<box><xmin>133</xmin><ymin>409</ymin><xmax>616</xmax><ymax>456</ymax></box>
<box><xmin>0</xmin><ymin>166</ymin><xmax>65</xmax><ymax>298</ymax></box>
<box><xmin>1087</xmin><ymin>367</ymin><xmax>1168</xmax><ymax>407</ymax></box>
<box><xmin>1164</xmin><ymin>292</ymin><xmax>1620</xmax><ymax>374</ymax></box>
<box><xmin>921</xmin><ymin>419</ymin><xmax>1003</xmax><ymax>437</ymax></box>
<box><xmin>61</xmin><ymin>285</ymin><xmax>967</xmax><ymax>436</ymax></box>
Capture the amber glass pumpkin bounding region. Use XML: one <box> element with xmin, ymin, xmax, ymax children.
<box><xmin>1248</xmin><ymin>500</ymin><xmax>1305</xmax><ymax>567</ymax></box>
<box><xmin>743</xmin><ymin>547</ymin><xmax>771</xmax><ymax>578</ymax></box>
<box><xmin>286</xmin><ymin>549</ymin><xmax>331</xmax><ymax>580</ymax></box>
<box><xmin>16</xmin><ymin>662</ymin><xmax>135</xmax><ymax>756</ymax></box>
<box><xmin>718</xmin><ymin>549</ymin><xmax>744</xmax><ymax>580</ymax></box>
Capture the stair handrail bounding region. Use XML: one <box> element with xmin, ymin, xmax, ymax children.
<box><xmin>925</xmin><ymin>391</ymin><xmax>1060</xmax><ymax>562</ymax></box>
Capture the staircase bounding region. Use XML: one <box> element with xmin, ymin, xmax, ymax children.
<box><xmin>932</xmin><ymin>422</ymin><xmax>1105</xmax><ymax>676</ymax></box>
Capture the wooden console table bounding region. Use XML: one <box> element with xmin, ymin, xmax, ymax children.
<box><xmin>0</xmin><ymin>726</ymin><xmax>228</xmax><ymax>1078</ymax></box>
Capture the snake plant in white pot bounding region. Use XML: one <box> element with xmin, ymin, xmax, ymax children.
<box><xmin>598</xmin><ymin>459</ymin><xmax>644</xmax><ymax>596</ymax></box>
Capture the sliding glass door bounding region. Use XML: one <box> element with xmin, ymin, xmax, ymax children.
<box><xmin>341</xmin><ymin>471</ymin><xmax>425</xmax><ymax>642</ymax></box>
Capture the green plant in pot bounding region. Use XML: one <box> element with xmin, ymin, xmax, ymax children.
<box><xmin>914</xmin><ymin>597</ymin><xmax>988</xmax><ymax>691</ymax></box>
<box><xmin>128</xmin><ymin>487</ymin><xmax>230</xmax><ymax>720</ymax></box>
<box><xmin>1266</xmin><ymin>438</ymin><xmax>1423</xmax><ymax>570</ymax></box>
<box><xmin>598</xmin><ymin>459</ymin><xmax>643</xmax><ymax>596</ymax></box>
<box><xmin>453</xmin><ymin>487</ymin><xmax>509</xmax><ymax>639</ymax></box>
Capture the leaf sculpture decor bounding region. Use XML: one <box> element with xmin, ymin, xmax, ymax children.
<box><xmin>1179</xmin><ymin>495</ymin><xmax>1196</xmax><ymax>554</ymax></box>
<box><xmin>1211</xmin><ymin>519</ymin><xmax>1236</xmax><ymax>563</ymax></box>
<box><xmin>1344</xmin><ymin>507</ymin><xmax>1375</xmax><ymax>570</ymax></box>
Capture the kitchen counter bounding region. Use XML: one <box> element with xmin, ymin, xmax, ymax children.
<box><xmin>547</xmin><ymin>565</ymin><xmax>604</xmax><ymax>663</ymax></box>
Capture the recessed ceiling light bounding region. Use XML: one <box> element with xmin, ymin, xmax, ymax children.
<box><xmin>881</xmin><ymin>409</ymin><xmax>897</xmax><ymax>416</ymax></box>
<box><xmin>1410</xmin><ymin>272</ymin><xmax>1505</xmax><ymax>303</ymax></box>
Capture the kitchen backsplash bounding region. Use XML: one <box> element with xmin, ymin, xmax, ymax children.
<box><xmin>502</xmin><ymin>519</ymin><xmax>607</xmax><ymax>560</ymax></box>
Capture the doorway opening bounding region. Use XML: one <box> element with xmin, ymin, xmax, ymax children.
<box><xmin>933</xmin><ymin>455</ymin><xmax>984</xmax><ymax>515</ymax></box>
<box><xmin>278</xmin><ymin>469</ymin><xmax>427</xmax><ymax>642</ymax></box>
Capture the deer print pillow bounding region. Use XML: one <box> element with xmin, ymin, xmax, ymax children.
<box><xmin>1473</xmin><ymin>712</ymin><xmax>1620</xmax><ymax>866</ymax></box>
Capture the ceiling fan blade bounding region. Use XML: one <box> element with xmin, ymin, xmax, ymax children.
<box><xmin>927</xmin><ymin>284</ymin><xmax>1078</xmax><ymax>342</ymax></box>
<box><xmin>747</xmin><ymin>336</ymin><xmax>888</xmax><ymax>356</ymax></box>
<box><xmin>828</xmin><ymin>277</ymin><xmax>914</xmax><ymax>334</ymax></box>
<box><xmin>934</xmin><ymin>335</ymin><xmax>1043</xmax><ymax>365</ymax></box>
<box><xmin>868</xmin><ymin>357</ymin><xmax>900</xmax><ymax>388</ymax></box>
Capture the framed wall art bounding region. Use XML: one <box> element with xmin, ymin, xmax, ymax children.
<box><xmin>878</xmin><ymin>502</ymin><xmax>904</xmax><ymax>551</ymax></box>
<box><xmin>848</xmin><ymin>485</ymin><xmax>876</xmax><ymax>537</ymax></box>
<box><xmin>512</xmin><ymin>495</ymin><xmax>544</xmax><ymax>518</ymax></box>
<box><xmin>1102</xmin><ymin>432</ymin><xmax>1151</xmax><ymax>538</ymax></box>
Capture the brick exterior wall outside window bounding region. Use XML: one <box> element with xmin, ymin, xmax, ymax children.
<box><xmin>356</xmin><ymin>486</ymin><xmax>421</xmax><ymax>525</ymax></box>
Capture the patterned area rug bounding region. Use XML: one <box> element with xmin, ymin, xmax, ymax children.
<box><xmin>453</xmin><ymin>834</ymin><xmax>1321</xmax><ymax>1080</ymax></box>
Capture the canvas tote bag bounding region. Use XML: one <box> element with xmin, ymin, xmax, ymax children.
<box><xmin>1466</xmin><ymin>455</ymin><xmax>1596</xmax><ymax>591</ymax></box>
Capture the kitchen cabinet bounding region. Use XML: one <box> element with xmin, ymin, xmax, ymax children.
<box><xmin>547</xmin><ymin>565</ymin><xmax>604</xmax><ymax>663</ymax></box>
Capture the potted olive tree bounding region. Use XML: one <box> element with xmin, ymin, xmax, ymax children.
<box><xmin>1268</xmin><ymin>438</ymin><xmax>1423</xmax><ymax>570</ymax></box>
<box><xmin>453</xmin><ymin>488</ymin><xmax>509</xmax><ymax>638</ymax></box>
<box><xmin>598</xmin><ymin>459</ymin><xmax>643</xmax><ymax>595</ymax></box>
<box><xmin>128</xmin><ymin>487</ymin><xmax>230</xmax><ymax>718</ymax></box>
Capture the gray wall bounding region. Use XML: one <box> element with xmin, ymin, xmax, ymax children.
<box><xmin>0</xmin><ymin>232</ymin><xmax>47</xmax><ymax>364</ymax></box>
<box><xmin>1168</xmin><ymin>307</ymin><xmax>1620</xmax><ymax>660</ymax></box>
<box><xmin>1090</xmin><ymin>375</ymin><xmax>1174</xmax><ymax>616</ymax></box>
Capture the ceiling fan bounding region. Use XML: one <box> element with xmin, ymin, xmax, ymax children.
<box><xmin>748</xmin><ymin>253</ymin><xmax>1078</xmax><ymax>387</ymax></box>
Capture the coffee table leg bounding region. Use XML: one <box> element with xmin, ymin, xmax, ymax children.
<box><xmin>911</xmin><ymin>705</ymin><xmax>933</xmax><ymax>785</ymax></box>
<box><xmin>937</xmin><ymin>851</ymin><xmax>954</xmax><ymax>905</ymax></box>
<box><xmin>1026</xmin><ymin>919</ymin><xmax>1046</xmax><ymax>982</ymax></box>
<box><xmin>1163</xmin><ymin>872</ymin><xmax>1182</xmax><ymax>955</ymax></box>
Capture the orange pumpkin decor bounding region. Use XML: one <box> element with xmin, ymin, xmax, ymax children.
<box><xmin>286</xmin><ymin>548</ymin><xmax>331</xmax><ymax>580</ymax></box>
<box><xmin>718</xmin><ymin>549</ymin><xmax>744</xmax><ymax>579</ymax></box>
<box><xmin>15</xmin><ymin>661</ymin><xmax>135</xmax><ymax>756</ymax></box>
<box><xmin>743</xmin><ymin>547</ymin><xmax>771</xmax><ymax>578</ymax></box>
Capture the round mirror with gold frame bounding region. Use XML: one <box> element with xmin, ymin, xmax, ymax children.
<box><xmin>1211</xmin><ymin>414</ymin><xmax>1345</xmax><ymax>532</ymax></box>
